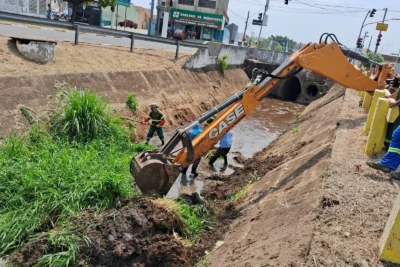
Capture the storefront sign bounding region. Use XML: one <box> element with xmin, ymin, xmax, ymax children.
<box><xmin>170</xmin><ymin>8</ymin><xmax>225</xmax><ymax>30</ymax></box>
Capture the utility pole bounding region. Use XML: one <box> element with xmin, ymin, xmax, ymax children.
<box><xmin>257</xmin><ymin>0</ymin><xmax>270</xmax><ymax>47</ymax></box>
<box><xmin>148</xmin><ymin>0</ymin><xmax>155</xmax><ymax>36</ymax></box>
<box><xmin>367</xmin><ymin>35</ymin><xmax>373</xmax><ymax>52</ymax></box>
<box><xmin>374</xmin><ymin>8</ymin><xmax>388</xmax><ymax>54</ymax></box>
<box><xmin>243</xmin><ymin>11</ymin><xmax>250</xmax><ymax>46</ymax></box>
<box><xmin>361</xmin><ymin>31</ymin><xmax>368</xmax><ymax>48</ymax></box>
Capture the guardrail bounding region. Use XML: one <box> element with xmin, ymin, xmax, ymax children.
<box><xmin>0</xmin><ymin>11</ymin><xmax>208</xmax><ymax>57</ymax></box>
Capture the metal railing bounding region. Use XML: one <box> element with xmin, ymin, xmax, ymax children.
<box><xmin>0</xmin><ymin>11</ymin><xmax>208</xmax><ymax>57</ymax></box>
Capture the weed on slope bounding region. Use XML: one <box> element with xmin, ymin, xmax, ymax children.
<box><xmin>0</xmin><ymin>89</ymin><xmax>149</xmax><ymax>262</ymax></box>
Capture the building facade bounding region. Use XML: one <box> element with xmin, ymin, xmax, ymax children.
<box><xmin>0</xmin><ymin>0</ymin><xmax>48</xmax><ymax>17</ymax></box>
<box><xmin>156</xmin><ymin>0</ymin><xmax>229</xmax><ymax>42</ymax></box>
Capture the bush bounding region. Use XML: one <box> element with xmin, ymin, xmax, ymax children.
<box><xmin>49</xmin><ymin>89</ymin><xmax>112</xmax><ymax>142</ymax></box>
<box><xmin>126</xmin><ymin>93</ymin><xmax>138</xmax><ymax>113</ymax></box>
<box><xmin>219</xmin><ymin>55</ymin><xmax>228</xmax><ymax>74</ymax></box>
<box><xmin>362</xmin><ymin>51</ymin><xmax>384</xmax><ymax>68</ymax></box>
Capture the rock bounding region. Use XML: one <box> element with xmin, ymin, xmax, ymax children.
<box><xmin>214</xmin><ymin>240</ymin><xmax>225</xmax><ymax>250</ymax></box>
<box><xmin>344</xmin><ymin>232</ymin><xmax>351</xmax><ymax>238</ymax></box>
<box><xmin>13</xmin><ymin>37</ymin><xmax>57</xmax><ymax>64</ymax></box>
<box><xmin>108</xmin><ymin>234</ymin><xmax>115</xmax><ymax>242</ymax></box>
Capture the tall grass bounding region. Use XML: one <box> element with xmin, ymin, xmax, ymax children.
<box><xmin>49</xmin><ymin>90</ymin><xmax>113</xmax><ymax>142</ymax></box>
<box><xmin>0</xmin><ymin>89</ymin><xmax>150</xmax><ymax>259</ymax></box>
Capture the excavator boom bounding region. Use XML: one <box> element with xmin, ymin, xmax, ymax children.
<box><xmin>131</xmin><ymin>39</ymin><xmax>395</xmax><ymax>196</ymax></box>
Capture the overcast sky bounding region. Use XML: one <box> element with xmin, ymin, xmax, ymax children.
<box><xmin>134</xmin><ymin>0</ymin><xmax>400</xmax><ymax>55</ymax></box>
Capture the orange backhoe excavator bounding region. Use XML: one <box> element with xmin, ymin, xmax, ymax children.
<box><xmin>131</xmin><ymin>34</ymin><xmax>398</xmax><ymax>196</ymax></box>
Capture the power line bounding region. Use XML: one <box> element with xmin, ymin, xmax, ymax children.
<box><xmin>228</xmin><ymin>8</ymin><xmax>247</xmax><ymax>20</ymax></box>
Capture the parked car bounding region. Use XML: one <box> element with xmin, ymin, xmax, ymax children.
<box><xmin>119</xmin><ymin>20</ymin><xmax>138</xmax><ymax>29</ymax></box>
<box><xmin>173</xmin><ymin>29</ymin><xmax>187</xmax><ymax>40</ymax></box>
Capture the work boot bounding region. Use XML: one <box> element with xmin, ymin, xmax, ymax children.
<box><xmin>145</xmin><ymin>141</ymin><xmax>149</xmax><ymax>145</ymax></box>
<box><xmin>366</xmin><ymin>161</ymin><xmax>391</xmax><ymax>173</ymax></box>
<box><xmin>224</xmin><ymin>156</ymin><xmax>228</xmax><ymax>165</ymax></box>
<box><xmin>191</xmin><ymin>171</ymin><xmax>199</xmax><ymax>178</ymax></box>
<box><xmin>391</xmin><ymin>172</ymin><xmax>400</xmax><ymax>180</ymax></box>
<box><xmin>161</xmin><ymin>141</ymin><xmax>165</xmax><ymax>146</ymax></box>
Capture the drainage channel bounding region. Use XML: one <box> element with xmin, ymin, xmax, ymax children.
<box><xmin>148</xmin><ymin>98</ymin><xmax>304</xmax><ymax>198</ymax></box>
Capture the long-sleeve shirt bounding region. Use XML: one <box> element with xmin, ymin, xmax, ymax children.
<box><xmin>219</xmin><ymin>132</ymin><xmax>232</xmax><ymax>148</ymax></box>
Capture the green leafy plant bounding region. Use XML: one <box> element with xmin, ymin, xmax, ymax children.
<box><xmin>49</xmin><ymin>89</ymin><xmax>113</xmax><ymax>143</ymax></box>
<box><xmin>362</xmin><ymin>51</ymin><xmax>384</xmax><ymax>68</ymax></box>
<box><xmin>219</xmin><ymin>55</ymin><xmax>228</xmax><ymax>74</ymax></box>
<box><xmin>126</xmin><ymin>93</ymin><xmax>138</xmax><ymax>113</ymax></box>
<box><xmin>292</xmin><ymin>125</ymin><xmax>299</xmax><ymax>133</ymax></box>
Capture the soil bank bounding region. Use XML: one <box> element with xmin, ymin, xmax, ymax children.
<box><xmin>205</xmin><ymin>85</ymin><xmax>399</xmax><ymax>267</ymax></box>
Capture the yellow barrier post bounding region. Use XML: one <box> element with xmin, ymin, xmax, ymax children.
<box><xmin>359</xmin><ymin>91</ymin><xmax>366</xmax><ymax>99</ymax></box>
<box><xmin>365</xmin><ymin>98</ymin><xmax>389</xmax><ymax>155</ymax></box>
<box><xmin>362</xmin><ymin>92</ymin><xmax>373</xmax><ymax>111</ymax></box>
<box><xmin>364</xmin><ymin>89</ymin><xmax>385</xmax><ymax>134</ymax></box>
<box><xmin>379</xmin><ymin>192</ymin><xmax>400</xmax><ymax>263</ymax></box>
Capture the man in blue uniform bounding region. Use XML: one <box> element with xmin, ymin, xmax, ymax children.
<box><xmin>209</xmin><ymin>131</ymin><xmax>232</xmax><ymax>166</ymax></box>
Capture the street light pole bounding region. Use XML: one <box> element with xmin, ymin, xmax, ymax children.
<box><xmin>257</xmin><ymin>0</ymin><xmax>270</xmax><ymax>47</ymax></box>
<box><xmin>358</xmin><ymin>10</ymin><xmax>370</xmax><ymax>44</ymax></box>
<box><xmin>374</xmin><ymin>8</ymin><xmax>388</xmax><ymax>54</ymax></box>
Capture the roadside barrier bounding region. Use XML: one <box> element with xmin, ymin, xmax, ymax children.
<box><xmin>0</xmin><ymin>11</ymin><xmax>208</xmax><ymax>58</ymax></box>
<box><xmin>362</xmin><ymin>89</ymin><xmax>399</xmax><ymax>155</ymax></box>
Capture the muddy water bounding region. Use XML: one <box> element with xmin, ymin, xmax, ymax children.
<box><xmin>148</xmin><ymin>98</ymin><xmax>304</xmax><ymax>198</ymax></box>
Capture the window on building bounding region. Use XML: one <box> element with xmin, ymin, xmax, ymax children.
<box><xmin>198</xmin><ymin>0</ymin><xmax>216</xmax><ymax>9</ymax></box>
<box><xmin>178</xmin><ymin>0</ymin><xmax>194</xmax><ymax>6</ymax></box>
<box><xmin>161</xmin><ymin>1</ymin><xmax>165</xmax><ymax>6</ymax></box>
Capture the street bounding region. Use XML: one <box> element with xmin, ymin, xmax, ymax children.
<box><xmin>0</xmin><ymin>23</ymin><xmax>195</xmax><ymax>52</ymax></box>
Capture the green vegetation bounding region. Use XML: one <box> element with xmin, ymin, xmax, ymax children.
<box><xmin>126</xmin><ymin>92</ymin><xmax>138</xmax><ymax>113</ymax></box>
<box><xmin>49</xmin><ymin>90</ymin><xmax>113</xmax><ymax>143</ymax></box>
<box><xmin>0</xmin><ymin>89</ymin><xmax>149</xmax><ymax>260</ymax></box>
<box><xmin>228</xmin><ymin>171</ymin><xmax>261</xmax><ymax>202</ymax></box>
<box><xmin>292</xmin><ymin>125</ymin><xmax>299</xmax><ymax>133</ymax></box>
<box><xmin>219</xmin><ymin>55</ymin><xmax>228</xmax><ymax>74</ymax></box>
<box><xmin>153</xmin><ymin>198</ymin><xmax>208</xmax><ymax>238</ymax></box>
<box><xmin>362</xmin><ymin>51</ymin><xmax>384</xmax><ymax>68</ymax></box>
<box><xmin>257</xmin><ymin>35</ymin><xmax>298</xmax><ymax>52</ymax></box>
<box><xmin>33</xmin><ymin>224</ymin><xmax>88</xmax><ymax>267</ymax></box>
<box><xmin>194</xmin><ymin>255</ymin><xmax>211</xmax><ymax>267</ymax></box>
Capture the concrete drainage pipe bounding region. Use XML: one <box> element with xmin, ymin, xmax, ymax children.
<box><xmin>277</xmin><ymin>76</ymin><xmax>302</xmax><ymax>101</ymax></box>
<box><xmin>302</xmin><ymin>82</ymin><xmax>322</xmax><ymax>101</ymax></box>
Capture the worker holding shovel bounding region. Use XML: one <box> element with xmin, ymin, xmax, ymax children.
<box><xmin>144</xmin><ymin>103</ymin><xmax>165</xmax><ymax>146</ymax></box>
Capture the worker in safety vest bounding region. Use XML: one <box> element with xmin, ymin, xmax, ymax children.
<box><xmin>144</xmin><ymin>103</ymin><xmax>165</xmax><ymax>146</ymax></box>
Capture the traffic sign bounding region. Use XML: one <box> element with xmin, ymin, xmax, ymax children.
<box><xmin>262</xmin><ymin>15</ymin><xmax>268</xmax><ymax>26</ymax></box>
<box><xmin>116</xmin><ymin>0</ymin><xmax>130</xmax><ymax>7</ymax></box>
<box><xmin>282</xmin><ymin>41</ymin><xmax>287</xmax><ymax>47</ymax></box>
<box><xmin>376</xmin><ymin>23</ymin><xmax>388</xmax><ymax>31</ymax></box>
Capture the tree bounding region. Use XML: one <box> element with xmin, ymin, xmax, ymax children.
<box><xmin>268</xmin><ymin>35</ymin><xmax>297</xmax><ymax>52</ymax></box>
<box><xmin>98</xmin><ymin>0</ymin><xmax>116</xmax><ymax>9</ymax></box>
<box><xmin>362</xmin><ymin>51</ymin><xmax>384</xmax><ymax>68</ymax></box>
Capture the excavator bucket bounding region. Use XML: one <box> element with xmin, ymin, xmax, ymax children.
<box><xmin>130</xmin><ymin>151</ymin><xmax>181</xmax><ymax>196</ymax></box>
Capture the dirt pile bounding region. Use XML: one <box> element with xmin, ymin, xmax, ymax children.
<box><xmin>0</xmin><ymin>36</ymin><xmax>191</xmax><ymax>76</ymax></box>
<box><xmin>77</xmin><ymin>198</ymin><xmax>189</xmax><ymax>267</ymax></box>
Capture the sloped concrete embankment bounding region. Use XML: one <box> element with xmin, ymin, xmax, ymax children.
<box><xmin>207</xmin><ymin>85</ymin><xmax>399</xmax><ymax>267</ymax></box>
<box><xmin>0</xmin><ymin>69</ymin><xmax>248</xmax><ymax>138</ymax></box>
